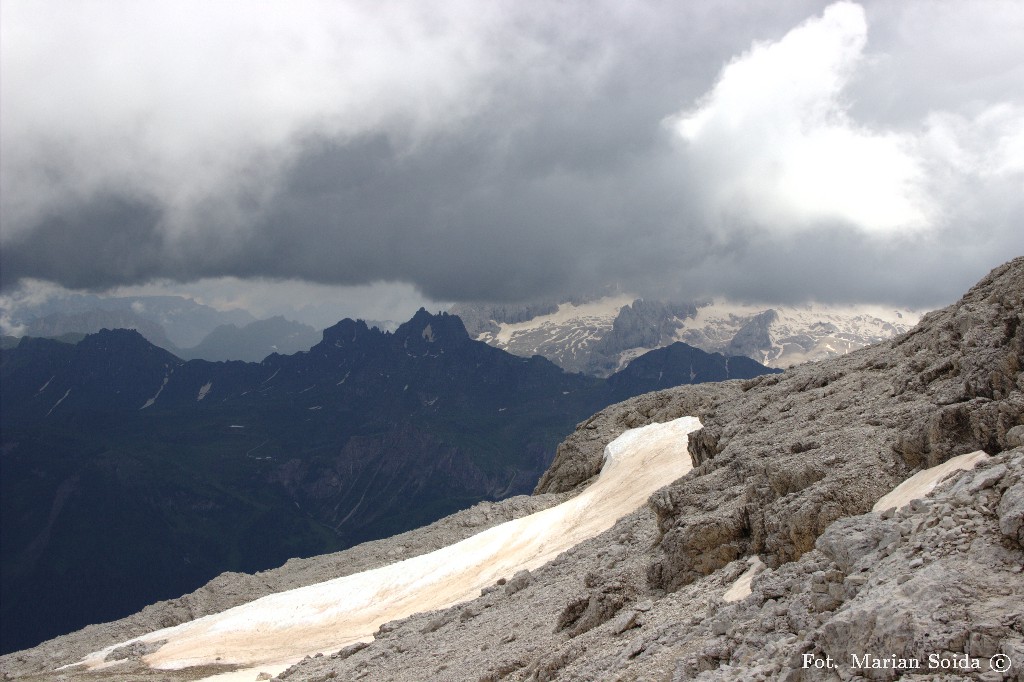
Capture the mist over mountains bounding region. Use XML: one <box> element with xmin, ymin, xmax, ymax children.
<box><xmin>0</xmin><ymin>294</ymin><xmax>328</xmax><ymax>362</ymax></box>
<box><xmin>1</xmin><ymin>294</ymin><xmax>255</xmax><ymax>348</ymax></box>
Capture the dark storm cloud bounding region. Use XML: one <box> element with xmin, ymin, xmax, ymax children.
<box><xmin>2</xmin><ymin>0</ymin><xmax>1022</xmax><ymax>308</ymax></box>
<box><xmin>0</xmin><ymin>196</ymin><xmax>166</xmax><ymax>290</ymax></box>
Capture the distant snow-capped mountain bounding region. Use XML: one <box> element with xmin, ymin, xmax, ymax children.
<box><xmin>675</xmin><ymin>300</ymin><xmax>923</xmax><ymax>368</ymax></box>
<box><xmin>451</xmin><ymin>296</ymin><xmax>923</xmax><ymax>375</ymax></box>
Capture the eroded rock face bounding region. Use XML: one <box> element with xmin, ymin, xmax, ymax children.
<box><xmin>793</xmin><ymin>451</ymin><xmax>1024</xmax><ymax>682</ymax></box>
<box><xmin>541</xmin><ymin>258</ymin><xmax>1024</xmax><ymax>593</ymax></box>
<box><xmin>527</xmin><ymin>257</ymin><xmax>1024</xmax><ymax>652</ymax></box>
<box><xmin>1000</xmin><ymin>479</ymin><xmax>1024</xmax><ymax>546</ymax></box>
<box><xmin>654</xmin><ymin>451</ymin><xmax>1024</xmax><ymax>682</ymax></box>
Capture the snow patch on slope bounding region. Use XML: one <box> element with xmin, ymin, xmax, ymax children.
<box><xmin>196</xmin><ymin>382</ymin><xmax>213</xmax><ymax>401</ymax></box>
<box><xmin>141</xmin><ymin>374</ymin><xmax>170</xmax><ymax>409</ymax></box>
<box><xmin>872</xmin><ymin>450</ymin><xmax>989</xmax><ymax>513</ymax></box>
<box><xmin>46</xmin><ymin>389</ymin><xmax>71</xmax><ymax>416</ymax></box>
<box><xmin>71</xmin><ymin>416</ymin><xmax>703</xmax><ymax>680</ymax></box>
<box><xmin>36</xmin><ymin>376</ymin><xmax>54</xmax><ymax>395</ymax></box>
<box><xmin>723</xmin><ymin>556</ymin><xmax>766</xmax><ymax>603</ymax></box>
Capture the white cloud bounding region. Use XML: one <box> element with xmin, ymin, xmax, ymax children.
<box><xmin>668</xmin><ymin>0</ymin><xmax>1024</xmax><ymax>244</ymax></box>
<box><xmin>670</xmin><ymin>2</ymin><xmax>930</xmax><ymax>235</ymax></box>
<box><xmin>921</xmin><ymin>104</ymin><xmax>1024</xmax><ymax>179</ymax></box>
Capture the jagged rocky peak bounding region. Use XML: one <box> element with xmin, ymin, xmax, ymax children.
<box><xmin>317</xmin><ymin>317</ymin><xmax>378</xmax><ymax>347</ymax></box>
<box><xmin>595</xmin><ymin>299</ymin><xmax>699</xmax><ymax>355</ymax></box>
<box><xmin>77</xmin><ymin>326</ymin><xmax>154</xmax><ymax>350</ymax></box>
<box><xmin>74</xmin><ymin>328</ymin><xmax>182</xmax><ymax>365</ymax></box>
<box><xmin>309</xmin><ymin>310</ymin><xmax>473</xmax><ymax>353</ymax></box>
<box><xmin>724</xmin><ymin>308</ymin><xmax>778</xmax><ymax>358</ymax></box>
<box><xmin>393</xmin><ymin>308</ymin><xmax>471</xmax><ymax>346</ymax></box>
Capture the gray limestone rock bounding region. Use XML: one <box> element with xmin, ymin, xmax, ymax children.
<box><xmin>999</xmin><ymin>479</ymin><xmax>1024</xmax><ymax>546</ymax></box>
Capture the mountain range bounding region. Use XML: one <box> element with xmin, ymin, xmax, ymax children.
<box><xmin>452</xmin><ymin>296</ymin><xmax>922</xmax><ymax>376</ymax></box>
<box><xmin>0</xmin><ymin>309</ymin><xmax>776</xmax><ymax>654</ymax></box>
<box><xmin>173</xmin><ymin>316</ymin><xmax>322</xmax><ymax>362</ymax></box>
<box><xmin>2</xmin><ymin>257</ymin><xmax>1018</xmax><ymax>681</ymax></box>
<box><xmin>2</xmin><ymin>296</ymin><xmax>328</xmax><ymax>363</ymax></box>
<box><xmin>2</xmin><ymin>294</ymin><xmax>256</xmax><ymax>348</ymax></box>
<box><xmin>4</xmin><ymin>292</ymin><xmax>920</xmax><ymax>374</ymax></box>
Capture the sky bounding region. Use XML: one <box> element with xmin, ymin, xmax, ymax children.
<box><xmin>2</xmin><ymin>0</ymin><xmax>1022</xmax><ymax>324</ymax></box>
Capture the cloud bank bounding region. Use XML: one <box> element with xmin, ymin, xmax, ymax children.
<box><xmin>2</xmin><ymin>0</ymin><xmax>1022</xmax><ymax>308</ymax></box>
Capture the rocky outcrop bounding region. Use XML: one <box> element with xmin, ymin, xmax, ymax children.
<box><xmin>591</xmin><ymin>299</ymin><xmax>698</xmax><ymax>369</ymax></box>
<box><xmin>610</xmin><ymin>257</ymin><xmax>1021</xmax><ymax>591</ymax></box>
<box><xmin>641</xmin><ymin>258</ymin><xmax>1022</xmax><ymax>676</ymax></box>
<box><xmin>534</xmin><ymin>383</ymin><xmax>731</xmax><ymax>495</ymax></box>
<box><xmin>693</xmin><ymin>449</ymin><xmax>1024</xmax><ymax>682</ymax></box>
<box><xmin>725</xmin><ymin>309</ymin><xmax>777</xmax><ymax>359</ymax></box>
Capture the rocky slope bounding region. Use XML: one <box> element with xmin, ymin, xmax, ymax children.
<box><xmin>2</xmin><ymin>258</ymin><xmax>1021</xmax><ymax>681</ymax></box>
